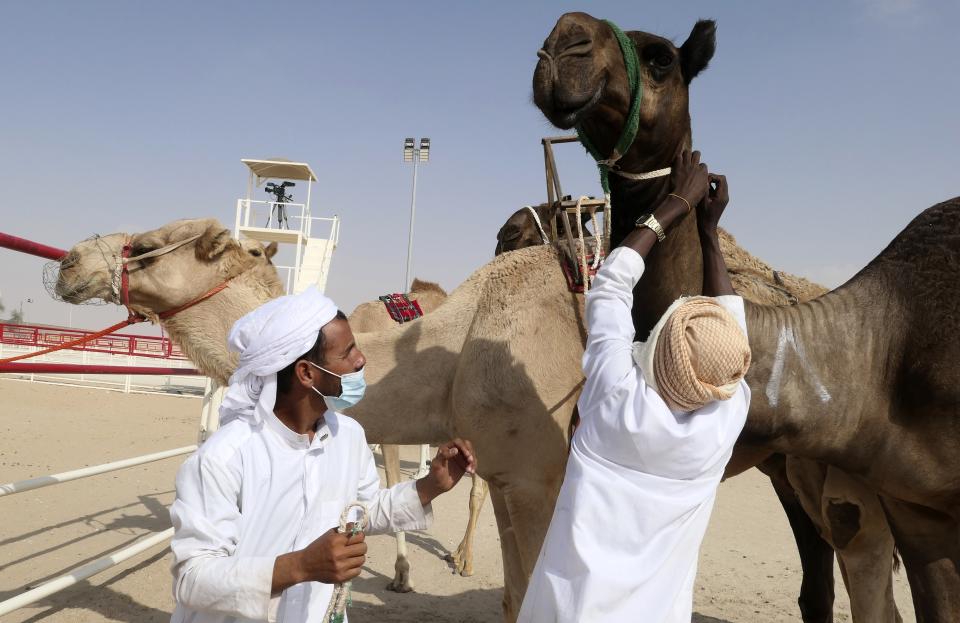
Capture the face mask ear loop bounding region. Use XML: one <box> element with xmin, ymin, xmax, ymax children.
<box><xmin>308</xmin><ymin>360</ymin><xmax>343</xmax><ymax>379</ymax></box>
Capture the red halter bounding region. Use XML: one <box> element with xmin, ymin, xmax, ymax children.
<box><xmin>0</xmin><ymin>236</ymin><xmax>235</xmax><ymax>365</ymax></box>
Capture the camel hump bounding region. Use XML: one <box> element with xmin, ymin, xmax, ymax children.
<box><xmin>718</xmin><ymin>228</ymin><xmax>829</xmax><ymax>305</ymax></box>
<box><xmin>410</xmin><ymin>278</ymin><xmax>447</xmax><ymax>296</ymax></box>
<box><xmin>871</xmin><ymin>200</ymin><xmax>960</xmax><ymax>410</ymax></box>
<box><xmin>871</xmin><ymin>199</ymin><xmax>960</xmax><ymax>269</ymax></box>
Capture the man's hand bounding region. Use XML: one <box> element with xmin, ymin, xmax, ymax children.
<box><xmin>299</xmin><ymin>526</ymin><xmax>367</xmax><ymax>583</ymax></box>
<box><xmin>416</xmin><ymin>438</ymin><xmax>476</xmax><ymax>506</ymax></box>
<box><xmin>698</xmin><ymin>173</ymin><xmax>729</xmax><ymax>233</ymax></box>
<box><xmin>669</xmin><ymin>150</ymin><xmax>710</xmax><ymax>214</ymax></box>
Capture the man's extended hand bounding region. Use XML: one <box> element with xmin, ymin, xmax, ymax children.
<box><xmin>669</xmin><ymin>150</ymin><xmax>710</xmax><ymax>213</ymax></box>
<box><xmin>698</xmin><ymin>173</ymin><xmax>729</xmax><ymax>233</ymax></box>
<box><xmin>416</xmin><ymin>438</ymin><xmax>476</xmax><ymax>506</ymax></box>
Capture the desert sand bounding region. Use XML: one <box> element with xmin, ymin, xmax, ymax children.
<box><xmin>0</xmin><ymin>379</ymin><xmax>915</xmax><ymax>622</ymax></box>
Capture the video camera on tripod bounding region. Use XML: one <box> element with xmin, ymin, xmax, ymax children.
<box><xmin>264</xmin><ymin>181</ymin><xmax>296</xmax><ymax>229</ymax></box>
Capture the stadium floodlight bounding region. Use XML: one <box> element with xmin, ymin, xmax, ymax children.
<box><xmin>403</xmin><ymin>138</ymin><xmax>415</xmax><ymax>162</ymax></box>
<box><xmin>419</xmin><ymin>138</ymin><xmax>430</xmax><ymax>163</ymax></box>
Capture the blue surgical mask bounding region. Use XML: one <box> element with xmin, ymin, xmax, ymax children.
<box><xmin>308</xmin><ymin>361</ymin><xmax>366</xmax><ymax>411</ymax></box>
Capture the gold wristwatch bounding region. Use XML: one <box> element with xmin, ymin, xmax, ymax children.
<box><xmin>635</xmin><ymin>213</ymin><xmax>666</xmax><ymax>242</ymax></box>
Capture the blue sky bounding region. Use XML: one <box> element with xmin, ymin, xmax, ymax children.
<box><xmin>1</xmin><ymin>0</ymin><xmax>957</xmax><ymax>332</ymax></box>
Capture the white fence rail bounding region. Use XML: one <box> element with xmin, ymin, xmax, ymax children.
<box><xmin>0</xmin><ymin>445</ymin><xmax>196</xmax><ymax>497</ymax></box>
<box><xmin>0</xmin><ymin>528</ymin><xmax>175</xmax><ymax>617</ymax></box>
<box><xmin>0</xmin><ymin>341</ymin><xmax>207</xmax><ymax>395</ymax></box>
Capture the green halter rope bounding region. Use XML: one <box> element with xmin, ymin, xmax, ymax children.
<box><xmin>575</xmin><ymin>20</ymin><xmax>643</xmax><ymax>194</ymax></box>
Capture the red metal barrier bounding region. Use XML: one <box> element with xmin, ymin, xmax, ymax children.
<box><xmin>0</xmin><ymin>323</ymin><xmax>187</xmax><ymax>360</ymax></box>
<box><xmin>0</xmin><ymin>362</ymin><xmax>201</xmax><ymax>375</ymax></box>
<box><xmin>0</xmin><ymin>232</ymin><xmax>67</xmax><ymax>260</ymax></box>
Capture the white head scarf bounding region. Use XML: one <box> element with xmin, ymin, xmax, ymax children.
<box><xmin>219</xmin><ymin>286</ymin><xmax>339</xmax><ymax>426</ymax></box>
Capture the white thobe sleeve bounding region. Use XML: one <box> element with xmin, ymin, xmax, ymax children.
<box><xmin>581</xmin><ymin>247</ymin><xmax>645</xmax><ymax>405</ymax></box>
<box><xmin>356</xmin><ymin>440</ymin><xmax>433</xmax><ymax>535</ymax></box>
<box><xmin>169</xmin><ymin>451</ymin><xmax>277</xmax><ymax>621</ymax></box>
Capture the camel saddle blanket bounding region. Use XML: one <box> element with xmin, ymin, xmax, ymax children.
<box><xmin>560</xmin><ymin>251</ymin><xmax>605</xmax><ymax>294</ymax></box>
<box><xmin>379</xmin><ymin>294</ymin><xmax>423</xmax><ymax>324</ymax></box>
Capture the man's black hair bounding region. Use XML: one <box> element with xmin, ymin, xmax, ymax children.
<box><xmin>276</xmin><ymin>310</ymin><xmax>348</xmax><ymax>395</ymax></box>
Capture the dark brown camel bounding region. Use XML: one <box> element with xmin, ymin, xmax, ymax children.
<box><xmin>534</xmin><ymin>12</ymin><xmax>958</xmax><ymax>622</ymax></box>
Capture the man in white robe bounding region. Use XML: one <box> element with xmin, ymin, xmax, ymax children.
<box><xmin>169</xmin><ymin>286</ymin><xmax>475</xmax><ymax>623</ymax></box>
<box><xmin>519</xmin><ymin>155</ymin><xmax>752</xmax><ymax>622</ymax></box>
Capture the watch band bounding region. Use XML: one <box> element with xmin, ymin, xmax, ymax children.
<box><xmin>635</xmin><ymin>213</ymin><xmax>666</xmax><ymax>242</ymax></box>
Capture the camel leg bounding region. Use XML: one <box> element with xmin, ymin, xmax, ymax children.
<box><xmin>414</xmin><ymin>443</ymin><xmax>432</xmax><ymax>478</ymax></box>
<box><xmin>446</xmin><ymin>473</ymin><xmax>488</xmax><ymax>577</ymax></box>
<box><xmin>499</xmin><ymin>480</ymin><xmax>558</xmax><ymax>583</ymax></box>
<box><xmin>382</xmin><ymin>444</ymin><xmax>414</xmax><ymax>593</ymax></box>
<box><xmin>818</xmin><ymin>466</ymin><xmax>902</xmax><ymax>623</ymax></box>
<box><xmin>489</xmin><ymin>482</ymin><xmax>525</xmax><ymax>623</ymax></box>
<box><xmin>880</xmin><ymin>497</ymin><xmax>960</xmax><ymax>622</ymax></box>
<box><xmin>767</xmin><ymin>455</ymin><xmax>836</xmax><ymax>623</ymax></box>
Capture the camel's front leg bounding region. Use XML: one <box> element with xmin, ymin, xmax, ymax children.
<box><xmin>880</xmin><ymin>497</ymin><xmax>960</xmax><ymax>622</ymax></box>
<box><xmin>787</xmin><ymin>458</ymin><xmax>904</xmax><ymax>623</ymax></box>
<box><xmin>820</xmin><ymin>467</ymin><xmax>901</xmax><ymax>623</ymax></box>
<box><xmin>446</xmin><ymin>473</ymin><xmax>488</xmax><ymax>576</ymax></box>
<box><xmin>381</xmin><ymin>444</ymin><xmax>414</xmax><ymax>593</ymax></box>
<box><xmin>489</xmin><ymin>482</ymin><xmax>524</xmax><ymax>623</ymax></box>
<box><xmin>768</xmin><ymin>455</ymin><xmax>836</xmax><ymax>623</ymax></box>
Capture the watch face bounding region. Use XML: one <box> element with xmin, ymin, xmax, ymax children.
<box><xmin>635</xmin><ymin>213</ymin><xmax>652</xmax><ymax>226</ymax></box>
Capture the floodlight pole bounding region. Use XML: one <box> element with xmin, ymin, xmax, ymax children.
<box><xmin>402</xmin><ymin>138</ymin><xmax>431</xmax><ymax>477</ymax></box>
<box><xmin>403</xmin><ymin>156</ymin><xmax>419</xmax><ymax>293</ymax></box>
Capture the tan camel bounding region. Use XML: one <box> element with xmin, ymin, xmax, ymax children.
<box><xmin>348</xmin><ymin>280</ymin><xmax>489</xmax><ymax>590</ymax></box>
<box><xmin>534</xmin><ymin>12</ymin><xmax>957</xmax><ymax>622</ymax></box>
<box><xmin>57</xmin><ymin>221</ymin><xmax>580</xmax><ymax>620</ymax></box>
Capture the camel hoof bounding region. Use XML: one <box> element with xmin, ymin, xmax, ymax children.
<box><xmin>386</xmin><ymin>557</ymin><xmax>414</xmax><ymax>593</ymax></box>
<box><xmin>445</xmin><ymin>545</ymin><xmax>474</xmax><ymax>577</ymax></box>
<box><xmin>386</xmin><ymin>577</ymin><xmax>414</xmax><ymax>593</ymax></box>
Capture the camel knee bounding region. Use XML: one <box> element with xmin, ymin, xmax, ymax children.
<box><xmin>825</xmin><ymin>499</ymin><xmax>862</xmax><ymax>550</ymax></box>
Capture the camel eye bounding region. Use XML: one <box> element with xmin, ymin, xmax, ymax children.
<box><xmin>250</xmin><ymin>249</ymin><xmax>262</xmax><ymax>257</ymax></box>
<box><xmin>652</xmin><ymin>53</ymin><xmax>673</xmax><ymax>68</ymax></box>
<box><xmin>643</xmin><ymin>44</ymin><xmax>675</xmax><ymax>72</ymax></box>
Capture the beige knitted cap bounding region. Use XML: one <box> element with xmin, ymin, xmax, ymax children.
<box><xmin>632</xmin><ymin>296</ymin><xmax>751</xmax><ymax>413</ymax></box>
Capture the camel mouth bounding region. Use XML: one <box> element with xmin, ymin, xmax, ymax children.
<box><xmin>53</xmin><ymin>276</ymin><xmax>103</xmax><ymax>304</ymax></box>
<box><xmin>544</xmin><ymin>79</ymin><xmax>605</xmax><ymax>129</ymax></box>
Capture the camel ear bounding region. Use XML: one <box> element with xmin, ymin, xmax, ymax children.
<box><xmin>264</xmin><ymin>242</ymin><xmax>278</xmax><ymax>260</ymax></box>
<box><xmin>195</xmin><ymin>223</ymin><xmax>234</xmax><ymax>261</ymax></box>
<box><xmin>679</xmin><ymin>19</ymin><xmax>716</xmax><ymax>84</ymax></box>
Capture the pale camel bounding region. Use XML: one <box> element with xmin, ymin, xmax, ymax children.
<box><xmin>57</xmin><ymin>220</ymin><xmax>580</xmax><ymax>621</ymax></box>
<box><xmin>534</xmin><ymin>12</ymin><xmax>956</xmax><ymax>621</ymax></box>
<box><xmin>348</xmin><ymin>279</ymin><xmax>490</xmax><ymax>591</ymax></box>
<box><xmin>55</xmin><ymin>199</ymin><xmax>956</xmax><ymax>622</ymax></box>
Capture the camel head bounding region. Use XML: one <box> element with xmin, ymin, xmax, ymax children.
<box><xmin>55</xmin><ymin>218</ymin><xmax>277</xmax><ymax>317</ymax></box>
<box><xmin>495</xmin><ymin>205</ymin><xmax>553</xmax><ymax>255</ymax></box>
<box><xmin>533</xmin><ymin>12</ymin><xmax>716</xmax><ymax>172</ymax></box>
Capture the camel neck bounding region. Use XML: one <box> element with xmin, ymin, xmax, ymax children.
<box><xmin>160</xmin><ymin>277</ymin><xmax>279</xmax><ymax>386</ymax></box>
<box><xmin>739</xmin><ymin>279</ymin><xmax>899</xmax><ymax>473</ymax></box>
<box><xmin>609</xmin><ymin>171</ymin><xmax>703</xmax><ymax>339</ymax></box>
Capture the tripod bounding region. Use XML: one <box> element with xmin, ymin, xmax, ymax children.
<box><xmin>264</xmin><ymin>181</ymin><xmax>295</xmax><ymax>229</ymax></box>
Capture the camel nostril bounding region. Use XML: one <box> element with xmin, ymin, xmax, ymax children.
<box><xmin>559</xmin><ymin>38</ymin><xmax>593</xmax><ymax>57</ymax></box>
